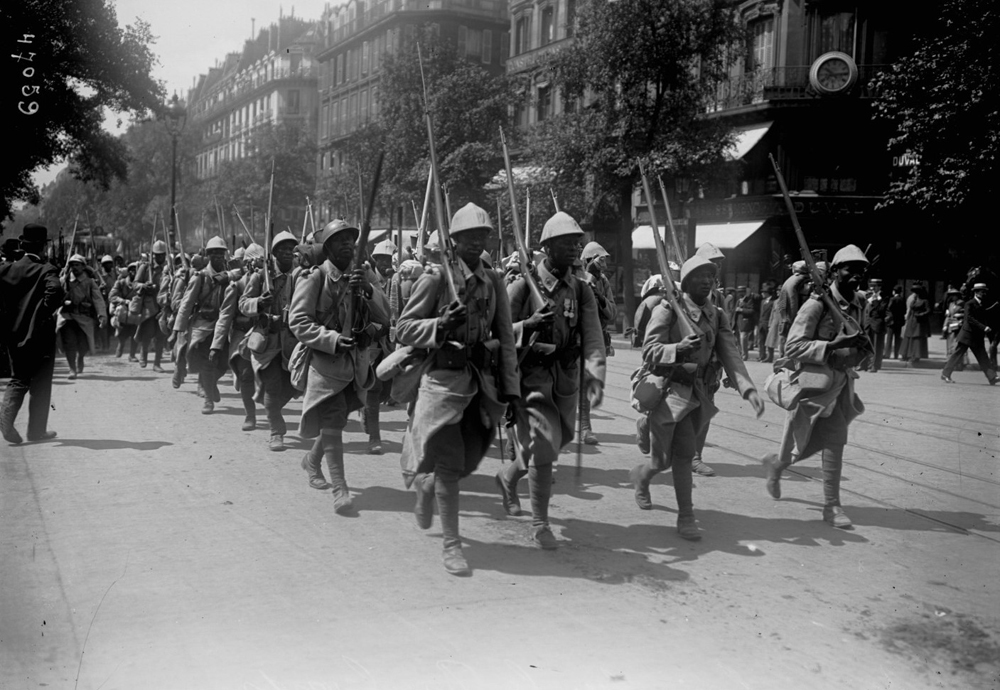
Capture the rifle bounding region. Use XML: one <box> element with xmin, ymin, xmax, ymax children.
<box><xmin>138</xmin><ymin>211</ymin><xmax>157</xmax><ymax>285</ymax></box>
<box><xmin>499</xmin><ymin>127</ymin><xmax>546</xmax><ymax>311</ymax></box>
<box><xmin>232</xmin><ymin>205</ymin><xmax>255</xmax><ymax>244</ymax></box>
<box><xmin>768</xmin><ymin>154</ymin><xmax>864</xmax><ymax>337</ymax></box>
<box><xmin>415</xmin><ymin>166</ymin><xmax>433</xmax><ymax>265</ymax></box>
<box><xmin>86</xmin><ymin>211</ymin><xmax>99</xmax><ymax>268</ymax></box>
<box><xmin>638</xmin><ymin>160</ymin><xmax>698</xmax><ymax>340</ymax></box>
<box><xmin>62</xmin><ymin>214</ymin><xmax>79</xmax><ymax>275</ymax></box>
<box><xmin>657</xmin><ymin>176</ymin><xmax>686</xmax><ymax>264</ymax></box>
<box><xmin>524</xmin><ymin>186</ymin><xmax>531</xmax><ymax>249</ymax></box>
<box><xmin>344</xmin><ymin>151</ymin><xmax>385</xmax><ymax>341</ymax></box>
<box><xmin>264</xmin><ymin>159</ymin><xmax>275</xmax><ymax>294</ymax></box>
<box><xmin>173</xmin><ymin>207</ymin><xmax>190</xmax><ymax>270</ymax></box>
<box><xmin>550</xmin><ymin>188</ymin><xmax>560</xmax><ymax>213</ymax></box>
<box><xmin>303</xmin><ymin>196</ymin><xmax>315</xmax><ymax>243</ymax></box>
<box><xmin>496</xmin><ymin>197</ymin><xmax>504</xmax><ymax>264</ymax></box>
<box><xmin>417</xmin><ymin>44</ymin><xmax>459</xmax><ymax>302</ymax></box>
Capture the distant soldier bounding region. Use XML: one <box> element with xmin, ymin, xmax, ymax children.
<box><xmin>109</xmin><ymin>262</ymin><xmax>140</xmax><ymax>361</ymax></box>
<box><xmin>0</xmin><ymin>224</ymin><xmax>65</xmax><ymax>444</ymax></box>
<box><xmin>56</xmin><ymin>254</ymin><xmax>107</xmax><ymax>379</ymax></box>
<box><xmin>174</xmin><ymin>237</ymin><xmax>231</xmax><ymax>414</ymax></box>
<box><xmin>213</xmin><ymin>244</ymin><xmax>264</xmax><ymax>432</ymax></box>
<box><xmin>396</xmin><ymin>203</ymin><xmax>519</xmax><ymax>576</ymax></box>
<box><xmin>168</xmin><ymin>254</ymin><xmax>205</xmax><ymax>390</ymax></box>
<box><xmin>133</xmin><ymin>240</ymin><xmax>169</xmax><ymax>372</ymax></box>
<box><xmin>289</xmin><ymin>220</ymin><xmax>390</xmax><ymax>512</ymax></box>
<box><xmin>239</xmin><ymin>233</ymin><xmax>302</xmax><ymax>451</ymax></box>
<box><xmin>630</xmin><ymin>255</ymin><xmax>764</xmax><ymax>540</ymax></box>
<box><xmin>576</xmin><ymin>241</ymin><xmax>615</xmax><ymax>445</ymax></box>
<box><xmin>496</xmin><ymin>212</ymin><xmax>606</xmax><ymax>549</ymax></box>
<box><xmin>361</xmin><ymin>239</ymin><xmax>397</xmax><ymax>454</ymax></box>
<box><xmin>97</xmin><ymin>255</ymin><xmax>116</xmax><ymax>351</ymax></box>
<box><xmin>762</xmin><ymin>245</ymin><xmax>871</xmax><ymax>529</ymax></box>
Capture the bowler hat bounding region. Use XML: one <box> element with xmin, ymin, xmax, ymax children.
<box><xmin>18</xmin><ymin>223</ymin><xmax>48</xmax><ymax>245</ymax></box>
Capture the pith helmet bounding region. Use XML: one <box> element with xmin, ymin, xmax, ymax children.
<box><xmin>540</xmin><ymin>212</ymin><xmax>583</xmax><ymax>243</ymax></box>
<box><xmin>830</xmin><ymin>244</ymin><xmax>869</xmax><ymax>268</ymax></box>
<box><xmin>450</xmin><ymin>203</ymin><xmax>493</xmax><ymax>235</ymax></box>
<box><xmin>680</xmin><ymin>255</ymin><xmax>718</xmax><ymax>289</ymax></box>
<box><xmin>68</xmin><ymin>254</ymin><xmax>86</xmax><ymax>265</ymax></box>
<box><xmin>315</xmin><ymin>219</ymin><xmax>359</xmax><ymax>246</ymax></box>
<box><xmin>372</xmin><ymin>239</ymin><xmax>396</xmax><ymax>257</ymax></box>
<box><xmin>424</xmin><ymin>231</ymin><xmax>441</xmax><ymax>252</ymax></box>
<box><xmin>581</xmin><ymin>241</ymin><xmax>610</xmax><ymax>261</ymax></box>
<box><xmin>641</xmin><ymin>274</ymin><xmax>664</xmax><ymax>299</ymax></box>
<box><xmin>101</xmin><ymin>255</ymin><xmax>114</xmax><ymax>264</ymax></box>
<box><xmin>206</xmin><ymin>236</ymin><xmax>227</xmax><ymax>251</ymax></box>
<box><xmin>792</xmin><ymin>260</ymin><xmax>808</xmax><ymax>274</ymax></box>
<box><xmin>232</xmin><ymin>247</ymin><xmax>246</xmax><ymax>260</ymax></box>
<box><xmin>695</xmin><ymin>243</ymin><xmax>725</xmax><ymax>262</ymax></box>
<box><xmin>152</xmin><ymin>240</ymin><xmax>167</xmax><ymax>253</ymax></box>
<box><xmin>244</xmin><ymin>243</ymin><xmax>265</xmax><ymax>261</ymax></box>
<box><xmin>271</xmin><ymin>230</ymin><xmax>297</xmax><ymax>251</ymax></box>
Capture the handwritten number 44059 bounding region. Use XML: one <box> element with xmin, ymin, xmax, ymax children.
<box><xmin>13</xmin><ymin>33</ymin><xmax>39</xmax><ymax>115</ymax></box>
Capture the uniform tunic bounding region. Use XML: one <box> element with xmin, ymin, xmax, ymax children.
<box><xmin>174</xmin><ymin>264</ymin><xmax>229</xmax><ymax>378</ymax></box>
<box><xmin>213</xmin><ymin>271</ymin><xmax>254</xmax><ymax>368</ymax></box>
<box><xmin>508</xmin><ymin>261</ymin><xmax>606</xmax><ymax>464</ymax></box>
<box><xmin>56</xmin><ymin>272</ymin><xmax>106</xmax><ymax>354</ymax></box>
<box><xmin>775</xmin><ymin>284</ymin><xmax>867</xmax><ymax>465</ymax></box>
<box><xmin>395</xmin><ymin>258</ymin><xmax>519</xmax><ymax>484</ymax></box>
<box><xmin>240</xmin><ymin>266</ymin><xmax>300</xmax><ymax>375</ymax></box>
<box><xmin>288</xmin><ymin>261</ymin><xmax>390</xmax><ymax>439</ymax></box>
<box><xmin>640</xmin><ymin>294</ymin><xmax>755</xmax><ymax>470</ymax></box>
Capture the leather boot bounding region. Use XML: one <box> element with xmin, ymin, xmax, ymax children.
<box><xmin>1</xmin><ymin>387</ymin><xmax>25</xmax><ymax>445</ymax></box>
<box><xmin>495</xmin><ymin>462</ymin><xmax>527</xmax><ymax>516</ymax></box>
<box><xmin>413</xmin><ymin>472</ymin><xmax>435</xmax><ymax>529</ymax></box>
<box><xmin>821</xmin><ymin>446</ymin><xmax>851</xmax><ymax>528</ymax></box>
<box><xmin>324</xmin><ymin>434</ymin><xmax>353</xmax><ymax>515</ymax></box>
<box><xmin>762</xmin><ymin>453</ymin><xmax>791</xmax><ymax>500</ymax></box>
<box><xmin>529</xmin><ymin>463</ymin><xmax>557</xmax><ymax>549</ymax></box>
<box><xmin>301</xmin><ymin>438</ymin><xmax>330</xmax><ymax>490</ymax></box>
<box><xmin>673</xmin><ymin>459</ymin><xmax>700</xmax><ymax>540</ymax></box>
<box><xmin>629</xmin><ymin>463</ymin><xmax>657</xmax><ymax>510</ymax></box>
<box><xmin>436</xmin><ymin>470</ymin><xmax>470</xmax><ymax>576</ymax></box>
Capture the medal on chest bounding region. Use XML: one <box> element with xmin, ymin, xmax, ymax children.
<box><xmin>563</xmin><ymin>297</ymin><xmax>576</xmax><ymax>322</ymax></box>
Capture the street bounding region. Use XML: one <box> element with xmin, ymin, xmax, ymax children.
<box><xmin>2</xmin><ymin>338</ymin><xmax>998</xmax><ymax>690</ymax></box>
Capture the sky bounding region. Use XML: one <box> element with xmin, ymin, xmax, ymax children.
<box><xmin>34</xmin><ymin>0</ymin><xmax>333</xmax><ymax>188</ymax></box>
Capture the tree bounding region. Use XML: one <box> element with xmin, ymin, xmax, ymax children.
<box><xmin>529</xmin><ymin>0</ymin><xmax>744</xmax><ymax>322</ymax></box>
<box><xmin>3</xmin><ymin>0</ymin><xmax>164</xmax><ymax>221</ymax></box>
<box><xmin>870</xmin><ymin>0</ymin><xmax>999</xmax><ymax>228</ymax></box>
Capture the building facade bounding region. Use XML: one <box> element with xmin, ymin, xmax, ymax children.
<box><xmin>506</xmin><ymin>0</ymin><xmax>577</xmax><ymax>127</ymax></box>
<box><xmin>315</xmin><ymin>0</ymin><xmax>510</xmax><ymax>226</ymax></box>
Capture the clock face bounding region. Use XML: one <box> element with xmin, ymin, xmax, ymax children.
<box><xmin>809</xmin><ymin>51</ymin><xmax>859</xmax><ymax>95</ymax></box>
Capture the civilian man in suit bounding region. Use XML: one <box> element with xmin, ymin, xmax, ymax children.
<box><xmin>884</xmin><ymin>285</ymin><xmax>906</xmax><ymax>360</ymax></box>
<box><xmin>864</xmin><ymin>278</ymin><xmax>889</xmax><ymax>373</ymax></box>
<box><xmin>941</xmin><ymin>283</ymin><xmax>997</xmax><ymax>385</ymax></box>
<box><xmin>0</xmin><ymin>224</ymin><xmax>65</xmax><ymax>444</ymax></box>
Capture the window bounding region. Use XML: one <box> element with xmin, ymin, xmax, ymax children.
<box><xmin>321</xmin><ymin>104</ymin><xmax>329</xmax><ymax>139</ymax></box>
<box><xmin>749</xmin><ymin>17</ymin><xmax>774</xmax><ymax>70</ymax></box>
<box><xmin>515</xmin><ymin>15</ymin><xmax>532</xmax><ymax>55</ymax></box>
<box><xmin>458</xmin><ymin>25</ymin><xmax>468</xmax><ymax>54</ymax></box>
<box><xmin>466</xmin><ymin>29</ymin><xmax>482</xmax><ymax>59</ymax></box>
<box><xmin>372</xmin><ymin>35</ymin><xmax>380</xmax><ymax>73</ymax></box>
<box><xmin>349</xmin><ymin>93</ymin><xmax>358</xmax><ymax>131</ymax></box>
<box><xmin>332</xmin><ymin>100</ymin><xmax>340</xmax><ymax>136</ymax></box>
<box><xmin>336</xmin><ymin>54</ymin><xmax>344</xmax><ymax>85</ymax></box>
<box><xmin>541</xmin><ymin>6</ymin><xmax>555</xmax><ymax>46</ymax></box>
<box><xmin>537</xmin><ymin>84</ymin><xmax>552</xmax><ymax>122</ymax></box>
<box><xmin>566</xmin><ymin>0</ymin><xmax>577</xmax><ymax>38</ymax></box>
<box><xmin>501</xmin><ymin>31</ymin><xmax>510</xmax><ymax>61</ymax></box>
<box><xmin>482</xmin><ymin>30</ymin><xmax>492</xmax><ymax>64</ymax></box>
<box><xmin>362</xmin><ymin>41</ymin><xmax>369</xmax><ymax>76</ymax></box>
<box><xmin>286</xmin><ymin>90</ymin><xmax>300</xmax><ymax>115</ymax></box>
<box><xmin>371</xmin><ymin>86</ymin><xmax>378</xmax><ymax>119</ymax></box>
<box><xmin>361</xmin><ymin>89</ymin><xmax>369</xmax><ymax>123</ymax></box>
<box><xmin>340</xmin><ymin>98</ymin><xmax>347</xmax><ymax>135</ymax></box>
<box><xmin>809</xmin><ymin>9</ymin><xmax>855</xmax><ymax>59</ymax></box>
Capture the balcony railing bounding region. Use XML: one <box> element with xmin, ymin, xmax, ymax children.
<box><xmin>194</xmin><ymin>64</ymin><xmax>318</xmax><ymax>121</ymax></box>
<box><xmin>705</xmin><ymin>64</ymin><xmax>888</xmax><ymax>113</ymax></box>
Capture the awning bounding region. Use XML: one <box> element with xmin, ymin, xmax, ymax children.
<box><xmin>632</xmin><ymin>225</ymin><xmax>668</xmax><ymax>251</ymax></box>
<box><xmin>694</xmin><ymin>221</ymin><xmax>765</xmax><ymax>250</ymax></box>
<box><xmin>367</xmin><ymin>228</ymin><xmax>417</xmax><ymax>245</ymax></box>
<box><xmin>724</xmin><ymin>122</ymin><xmax>772</xmax><ymax>161</ymax></box>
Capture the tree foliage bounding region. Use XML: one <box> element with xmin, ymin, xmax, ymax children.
<box><xmin>3</xmin><ymin>0</ymin><xmax>164</xmax><ymax>221</ymax></box>
<box><xmin>871</xmin><ymin>0</ymin><xmax>998</xmax><ymax>219</ymax></box>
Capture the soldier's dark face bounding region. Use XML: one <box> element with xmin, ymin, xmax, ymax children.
<box><xmin>837</xmin><ymin>262</ymin><xmax>867</xmax><ymax>296</ymax></box>
<box><xmin>69</xmin><ymin>263</ymin><xmax>84</xmax><ymax>278</ymax></box>
<box><xmin>207</xmin><ymin>249</ymin><xmax>226</xmax><ymax>272</ymax></box>
<box><xmin>324</xmin><ymin>232</ymin><xmax>357</xmax><ymax>271</ymax></box>
<box><xmin>154</xmin><ymin>252</ymin><xmax>166</xmax><ymax>266</ymax></box>
<box><xmin>684</xmin><ymin>266</ymin><xmax>717</xmax><ymax>305</ymax></box>
<box><xmin>373</xmin><ymin>255</ymin><xmax>393</xmax><ymax>275</ymax></box>
<box><xmin>273</xmin><ymin>241</ymin><xmax>295</xmax><ymax>273</ymax></box>
<box><xmin>454</xmin><ymin>228</ymin><xmax>489</xmax><ymax>269</ymax></box>
<box><xmin>546</xmin><ymin>235</ymin><xmax>582</xmax><ymax>271</ymax></box>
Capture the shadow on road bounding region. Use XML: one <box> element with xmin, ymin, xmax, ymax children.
<box><xmin>52</xmin><ymin>438</ymin><xmax>173</xmax><ymax>451</ymax></box>
<box><xmin>74</xmin><ymin>375</ymin><xmax>159</xmax><ymax>382</ymax></box>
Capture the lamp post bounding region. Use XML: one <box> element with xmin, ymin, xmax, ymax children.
<box><xmin>162</xmin><ymin>93</ymin><xmax>187</xmax><ymax>252</ymax></box>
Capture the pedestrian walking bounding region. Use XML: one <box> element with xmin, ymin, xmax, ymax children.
<box><xmin>629</xmin><ymin>255</ymin><xmax>764</xmax><ymax>540</ymax></box>
<box><xmin>941</xmin><ymin>283</ymin><xmax>997</xmax><ymax>385</ymax></box>
<box><xmin>900</xmin><ymin>283</ymin><xmax>931</xmax><ymax>365</ymax></box>
<box><xmin>941</xmin><ymin>288</ymin><xmax>967</xmax><ymax>372</ymax></box>
<box><xmin>396</xmin><ymin>203</ymin><xmax>519</xmax><ymax>576</ymax></box>
<box><xmin>56</xmin><ymin>254</ymin><xmax>107</xmax><ymax>379</ymax></box>
<box><xmin>759</xmin><ymin>282</ymin><xmax>777</xmax><ymax>362</ymax></box>
<box><xmin>495</xmin><ymin>212</ymin><xmax>607</xmax><ymax>549</ymax></box>
<box><xmin>174</xmin><ymin>237</ymin><xmax>231</xmax><ymax>414</ymax></box>
<box><xmin>762</xmin><ymin>245</ymin><xmax>872</xmax><ymax>529</ymax></box>
<box><xmin>577</xmin><ymin>240</ymin><xmax>615</xmax><ymax>445</ymax></box>
<box><xmin>289</xmin><ymin>219</ymin><xmax>390</xmax><ymax>513</ymax></box>
<box><xmin>0</xmin><ymin>224</ymin><xmax>65</xmax><ymax>444</ymax></box>
<box><xmin>884</xmin><ymin>285</ymin><xmax>905</xmax><ymax>359</ymax></box>
<box><xmin>863</xmin><ymin>278</ymin><xmax>888</xmax><ymax>373</ymax></box>
<box><xmin>239</xmin><ymin>232</ymin><xmax>303</xmax><ymax>451</ymax></box>
<box><xmin>735</xmin><ymin>286</ymin><xmax>756</xmax><ymax>360</ymax></box>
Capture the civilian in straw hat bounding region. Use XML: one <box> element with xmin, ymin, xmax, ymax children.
<box><xmin>941</xmin><ymin>283</ymin><xmax>997</xmax><ymax>385</ymax></box>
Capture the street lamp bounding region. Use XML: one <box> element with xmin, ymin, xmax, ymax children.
<box><xmin>162</xmin><ymin>93</ymin><xmax>187</xmax><ymax>252</ymax></box>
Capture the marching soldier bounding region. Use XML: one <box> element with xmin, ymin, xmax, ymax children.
<box><xmin>630</xmin><ymin>254</ymin><xmax>764</xmax><ymax>540</ymax></box>
<box><xmin>495</xmin><ymin>212</ymin><xmax>606</xmax><ymax>549</ymax></box>
<box><xmin>239</xmin><ymin>232</ymin><xmax>302</xmax><ymax>451</ymax></box>
<box><xmin>762</xmin><ymin>245</ymin><xmax>871</xmax><ymax>528</ymax></box>
<box><xmin>213</xmin><ymin>244</ymin><xmax>265</xmax><ymax>433</ymax></box>
<box><xmin>56</xmin><ymin>254</ymin><xmax>107</xmax><ymax>379</ymax></box>
<box><xmin>0</xmin><ymin>224</ymin><xmax>64</xmax><ymax>444</ymax></box>
<box><xmin>577</xmin><ymin>241</ymin><xmax>616</xmax><ymax>445</ymax></box>
<box><xmin>109</xmin><ymin>262</ymin><xmax>140</xmax><ymax>361</ymax></box>
<box><xmin>396</xmin><ymin>203</ymin><xmax>519</xmax><ymax>576</ymax></box>
<box><xmin>167</xmin><ymin>255</ymin><xmax>205</xmax><ymax>390</ymax></box>
<box><xmin>289</xmin><ymin>220</ymin><xmax>390</xmax><ymax>512</ymax></box>
<box><xmin>174</xmin><ymin>237</ymin><xmax>231</xmax><ymax>414</ymax></box>
<box><xmin>97</xmin><ymin>255</ymin><xmax>116</xmax><ymax>351</ymax></box>
<box><xmin>361</xmin><ymin>239</ymin><xmax>397</xmax><ymax>454</ymax></box>
<box><xmin>133</xmin><ymin>240</ymin><xmax>169</xmax><ymax>372</ymax></box>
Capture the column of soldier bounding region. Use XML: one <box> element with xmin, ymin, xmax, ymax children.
<box><xmin>2</xmin><ymin>200</ymin><xmax>887</xmax><ymax>578</ymax></box>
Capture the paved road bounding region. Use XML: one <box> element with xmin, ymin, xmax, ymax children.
<box><xmin>2</xmin><ymin>339</ymin><xmax>998</xmax><ymax>690</ymax></box>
